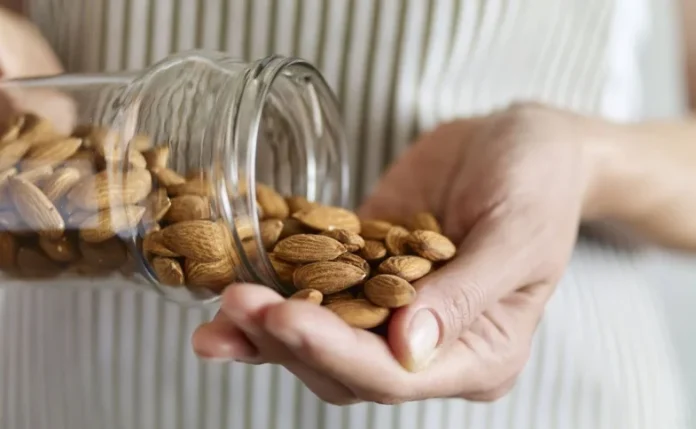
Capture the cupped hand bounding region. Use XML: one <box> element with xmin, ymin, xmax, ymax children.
<box><xmin>193</xmin><ymin>103</ymin><xmax>601</xmax><ymax>404</ymax></box>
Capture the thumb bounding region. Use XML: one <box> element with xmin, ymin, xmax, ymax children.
<box><xmin>388</xmin><ymin>216</ymin><xmax>530</xmax><ymax>372</ymax></box>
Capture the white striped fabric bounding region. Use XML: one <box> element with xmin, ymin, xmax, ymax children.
<box><xmin>1</xmin><ymin>0</ymin><xmax>693</xmax><ymax>428</ymax></box>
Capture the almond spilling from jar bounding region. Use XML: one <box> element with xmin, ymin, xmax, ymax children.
<box><xmin>364</xmin><ymin>274</ymin><xmax>417</xmax><ymax>308</ymax></box>
<box><xmin>292</xmin><ymin>205</ymin><xmax>361</xmax><ymax>233</ymax></box>
<box><xmin>378</xmin><ymin>255</ymin><xmax>432</xmax><ymax>282</ymax></box>
<box><xmin>273</xmin><ymin>234</ymin><xmax>346</xmax><ymax>263</ymax></box>
<box><xmin>293</xmin><ymin>261</ymin><xmax>367</xmax><ymax>294</ymax></box>
<box><xmin>290</xmin><ymin>288</ymin><xmax>323</xmax><ymax>304</ymax></box>
<box><xmin>320</xmin><ymin>229</ymin><xmax>365</xmax><ymax>252</ymax></box>
<box><xmin>408</xmin><ymin>230</ymin><xmax>457</xmax><ymax>262</ymax></box>
<box><xmin>325</xmin><ymin>299</ymin><xmax>390</xmax><ymax>329</ymax></box>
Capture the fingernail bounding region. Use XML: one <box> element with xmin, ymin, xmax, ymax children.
<box><xmin>405</xmin><ymin>309</ymin><xmax>441</xmax><ymax>372</ymax></box>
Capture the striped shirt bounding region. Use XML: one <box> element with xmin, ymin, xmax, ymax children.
<box><xmin>1</xmin><ymin>0</ymin><xmax>694</xmax><ymax>428</ymax></box>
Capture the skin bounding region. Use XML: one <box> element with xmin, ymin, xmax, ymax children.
<box><xmin>2</xmin><ymin>0</ymin><xmax>696</xmax><ymax>405</ymax></box>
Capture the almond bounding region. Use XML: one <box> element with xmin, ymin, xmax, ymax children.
<box><xmin>320</xmin><ymin>229</ymin><xmax>365</xmax><ymax>252</ymax></box>
<box><xmin>79</xmin><ymin>238</ymin><xmax>127</xmax><ymax>269</ymax></box>
<box><xmin>0</xmin><ymin>167</ymin><xmax>17</xmax><ymax>186</ymax></box>
<box><xmin>7</xmin><ymin>176</ymin><xmax>65</xmax><ymax>239</ymax></box>
<box><xmin>378</xmin><ymin>256</ymin><xmax>432</xmax><ymax>282</ymax></box>
<box><xmin>129</xmin><ymin>134</ymin><xmax>153</xmax><ymax>152</ymax></box>
<box><xmin>385</xmin><ymin>226</ymin><xmax>410</xmax><ymax>256</ymax></box>
<box><xmin>260</xmin><ymin>219</ymin><xmax>284</xmax><ymax>250</ymax></box>
<box><xmin>289</xmin><ymin>288</ymin><xmax>323</xmax><ymax>304</ymax></box>
<box><xmin>279</xmin><ymin>218</ymin><xmax>309</xmax><ymax>239</ymax></box>
<box><xmin>164</xmin><ymin>195</ymin><xmax>210</xmax><ymax>222</ymax></box>
<box><xmin>358</xmin><ymin>240</ymin><xmax>387</xmax><ymax>262</ymax></box>
<box><xmin>256</xmin><ymin>183</ymin><xmax>289</xmax><ymax>219</ymax></box>
<box><xmin>184</xmin><ymin>258</ymin><xmax>236</xmax><ymax>292</ymax></box>
<box><xmin>16</xmin><ymin>247</ymin><xmax>63</xmax><ymax>278</ymax></box>
<box><xmin>0</xmin><ymin>139</ymin><xmax>31</xmax><ymax>171</ymax></box>
<box><xmin>152</xmin><ymin>257</ymin><xmax>185</xmax><ymax>286</ymax></box>
<box><xmin>66</xmin><ymin>210</ymin><xmax>94</xmax><ymax>228</ymax></box>
<box><xmin>41</xmin><ymin>167</ymin><xmax>81</xmax><ymax>201</ymax></box>
<box><xmin>66</xmin><ymin>259</ymin><xmax>114</xmax><ymax>276</ymax></box>
<box><xmin>167</xmin><ymin>176</ymin><xmax>211</xmax><ymax>196</ymax></box>
<box><xmin>408</xmin><ymin>212</ymin><xmax>442</xmax><ymax>233</ymax></box>
<box><xmin>268</xmin><ymin>253</ymin><xmax>297</xmax><ymax>284</ymax></box>
<box><xmin>153</xmin><ymin>167</ymin><xmax>186</xmax><ymax>187</ymax></box>
<box><xmin>334</xmin><ymin>252</ymin><xmax>370</xmax><ymax>277</ymax></box>
<box><xmin>91</xmin><ymin>128</ymin><xmax>125</xmax><ymax>160</ymax></box>
<box><xmin>38</xmin><ymin>235</ymin><xmax>79</xmax><ymax>262</ymax></box>
<box><xmin>292</xmin><ymin>205</ymin><xmax>360</xmax><ymax>233</ymax></box>
<box><xmin>0</xmin><ymin>169</ymin><xmax>17</xmax><ymax>209</ymax></box>
<box><xmin>321</xmin><ymin>290</ymin><xmax>354</xmax><ymax>304</ymax></box>
<box><xmin>0</xmin><ymin>114</ymin><xmax>23</xmax><ymax>144</ymax></box>
<box><xmin>0</xmin><ymin>231</ymin><xmax>18</xmax><ymax>269</ymax></box>
<box><xmin>233</xmin><ymin>216</ymin><xmax>255</xmax><ymax>240</ymax></box>
<box><xmin>18</xmin><ymin>114</ymin><xmax>59</xmax><ymax>145</ymax></box>
<box><xmin>15</xmin><ymin>165</ymin><xmax>53</xmax><ymax>184</ymax></box>
<box><xmin>360</xmin><ymin>219</ymin><xmax>393</xmax><ymax>240</ymax></box>
<box><xmin>79</xmin><ymin>205</ymin><xmax>146</xmax><ymax>243</ymax></box>
<box><xmin>0</xmin><ymin>211</ymin><xmax>21</xmax><ymax>231</ymax></box>
<box><xmin>142</xmin><ymin>146</ymin><xmax>169</xmax><ymax>170</ymax></box>
<box><xmin>125</xmin><ymin>149</ymin><xmax>147</xmax><ymax>169</ymax></box>
<box><xmin>293</xmin><ymin>261</ymin><xmax>367</xmax><ymax>294</ymax></box>
<box><xmin>21</xmin><ymin>137</ymin><xmax>81</xmax><ymax>170</ymax></box>
<box><xmin>161</xmin><ymin>220</ymin><xmax>227</xmax><ymax>262</ymax></box>
<box><xmin>325</xmin><ymin>299</ymin><xmax>390</xmax><ymax>329</ymax></box>
<box><xmin>285</xmin><ymin>195</ymin><xmax>318</xmax><ymax>214</ymax></box>
<box><xmin>141</xmin><ymin>188</ymin><xmax>171</xmax><ymax>223</ymax></box>
<box><xmin>63</xmin><ymin>150</ymin><xmax>98</xmax><ymax>176</ymax></box>
<box><xmin>67</xmin><ymin>168</ymin><xmax>152</xmax><ymax>210</ymax></box>
<box><xmin>364</xmin><ymin>274</ymin><xmax>417</xmax><ymax>308</ymax></box>
<box><xmin>142</xmin><ymin>230</ymin><xmax>180</xmax><ymax>258</ymax></box>
<box><xmin>408</xmin><ymin>230</ymin><xmax>456</xmax><ymax>261</ymax></box>
<box><xmin>274</xmin><ymin>234</ymin><xmax>346</xmax><ymax>263</ymax></box>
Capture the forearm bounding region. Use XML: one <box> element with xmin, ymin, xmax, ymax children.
<box><xmin>583</xmin><ymin>118</ymin><xmax>696</xmax><ymax>251</ymax></box>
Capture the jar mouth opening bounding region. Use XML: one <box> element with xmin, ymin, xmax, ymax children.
<box><xmin>232</xmin><ymin>56</ymin><xmax>348</xmax><ymax>297</ymax></box>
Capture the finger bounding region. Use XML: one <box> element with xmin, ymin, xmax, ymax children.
<box><xmin>192</xmin><ymin>311</ymin><xmax>260</xmax><ymax>363</ymax></box>
<box><xmin>220</xmin><ymin>285</ymin><xmax>357</xmax><ymax>405</ymax></box>
<box><xmin>264</xmin><ymin>299</ymin><xmax>426</xmax><ymax>403</ymax></box>
<box><xmin>388</xmin><ymin>214</ymin><xmax>537</xmax><ymax>372</ymax></box>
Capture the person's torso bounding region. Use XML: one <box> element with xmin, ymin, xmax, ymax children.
<box><xmin>1</xmin><ymin>1</ymin><xmax>693</xmax><ymax>429</ymax></box>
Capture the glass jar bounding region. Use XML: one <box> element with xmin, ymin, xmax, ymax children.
<box><xmin>0</xmin><ymin>50</ymin><xmax>348</xmax><ymax>305</ymax></box>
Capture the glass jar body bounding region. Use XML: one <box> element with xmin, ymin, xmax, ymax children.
<box><xmin>0</xmin><ymin>50</ymin><xmax>348</xmax><ymax>305</ymax></box>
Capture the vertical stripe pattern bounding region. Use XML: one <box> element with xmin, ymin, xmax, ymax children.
<box><xmin>2</xmin><ymin>0</ymin><xmax>693</xmax><ymax>428</ymax></box>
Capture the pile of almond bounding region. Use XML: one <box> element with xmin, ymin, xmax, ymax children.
<box><xmin>262</xmin><ymin>200</ymin><xmax>457</xmax><ymax>330</ymax></box>
<box><xmin>0</xmin><ymin>111</ymin><xmax>457</xmax><ymax>331</ymax></box>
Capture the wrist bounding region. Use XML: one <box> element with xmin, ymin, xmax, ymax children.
<box><xmin>578</xmin><ymin>118</ymin><xmax>641</xmax><ymax>221</ymax></box>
